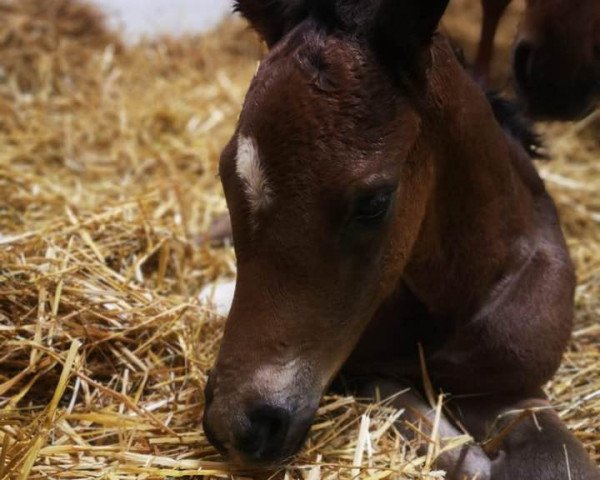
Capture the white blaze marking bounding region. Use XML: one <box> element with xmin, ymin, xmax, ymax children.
<box><xmin>236</xmin><ymin>135</ymin><xmax>272</xmax><ymax>213</ymax></box>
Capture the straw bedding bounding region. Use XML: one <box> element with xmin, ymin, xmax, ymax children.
<box><xmin>0</xmin><ymin>0</ymin><xmax>597</xmax><ymax>478</ymax></box>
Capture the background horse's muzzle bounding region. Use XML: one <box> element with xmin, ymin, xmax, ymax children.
<box><xmin>203</xmin><ymin>373</ymin><xmax>316</xmax><ymax>465</ymax></box>
<box><xmin>513</xmin><ymin>40</ymin><xmax>599</xmax><ymax>120</ymax></box>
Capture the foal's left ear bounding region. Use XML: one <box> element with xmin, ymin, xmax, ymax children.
<box><xmin>234</xmin><ymin>0</ymin><xmax>285</xmax><ymax>47</ymax></box>
<box><xmin>234</xmin><ymin>0</ymin><xmax>316</xmax><ymax>48</ymax></box>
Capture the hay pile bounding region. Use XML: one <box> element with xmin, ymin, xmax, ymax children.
<box><xmin>0</xmin><ymin>0</ymin><xmax>597</xmax><ymax>478</ymax></box>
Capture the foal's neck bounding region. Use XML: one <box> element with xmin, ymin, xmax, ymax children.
<box><xmin>405</xmin><ymin>38</ymin><xmax>542</xmax><ymax>317</ymax></box>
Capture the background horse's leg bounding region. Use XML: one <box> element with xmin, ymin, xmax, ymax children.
<box><xmin>359</xmin><ymin>380</ymin><xmax>494</xmax><ymax>480</ymax></box>
<box><xmin>474</xmin><ymin>0</ymin><xmax>513</xmax><ymax>82</ymax></box>
<box><xmin>449</xmin><ymin>392</ymin><xmax>600</xmax><ymax>479</ymax></box>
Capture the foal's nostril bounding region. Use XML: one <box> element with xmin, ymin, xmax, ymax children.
<box><xmin>236</xmin><ymin>405</ymin><xmax>292</xmax><ymax>461</ymax></box>
<box><xmin>513</xmin><ymin>41</ymin><xmax>535</xmax><ymax>91</ymax></box>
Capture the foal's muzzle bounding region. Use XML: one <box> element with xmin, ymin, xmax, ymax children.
<box><xmin>202</xmin><ymin>372</ymin><xmax>316</xmax><ymax>465</ymax></box>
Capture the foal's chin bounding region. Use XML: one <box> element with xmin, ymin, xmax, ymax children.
<box><xmin>237</xmin><ymin>413</ymin><xmax>315</xmax><ymax>469</ymax></box>
<box><xmin>226</xmin><ymin>429</ymin><xmax>312</xmax><ymax>470</ymax></box>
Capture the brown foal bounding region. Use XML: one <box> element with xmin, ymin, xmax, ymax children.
<box><xmin>475</xmin><ymin>0</ymin><xmax>600</xmax><ymax>119</ymax></box>
<box><xmin>202</xmin><ymin>0</ymin><xmax>600</xmax><ymax>478</ymax></box>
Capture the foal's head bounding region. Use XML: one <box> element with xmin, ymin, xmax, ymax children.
<box><xmin>203</xmin><ymin>0</ymin><xmax>449</xmax><ymax>466</ymax></box>
<box><xmin>514</xmin><ymin>0</ymin><xmax>600</xmax><ymax>119</ymax></box>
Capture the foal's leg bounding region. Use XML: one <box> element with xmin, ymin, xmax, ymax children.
<box><xmin>450</xmin><ymin>393</ymin><xmax>600</xmax><ymax>480</ymax></box>
<box><xmin>360</xmin><ymin>380</ymin><xmax>494</xmax><ymax>480</ymax></box>
<box><xmin>474</xmin><ymin>0</ymin><xmax>513</xmax><ymax>82</ymax></box>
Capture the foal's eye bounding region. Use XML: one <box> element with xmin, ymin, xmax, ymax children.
<box><xmin>350</xmin><ymin>189</ymin><xmax>394</xmax><ymax>226</ymax></box>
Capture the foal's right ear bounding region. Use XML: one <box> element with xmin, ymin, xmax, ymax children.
<box><xmin>368</xmin><ymin>0</ymin><xmax>450</xmax><ymax>71</ymax></box>
<box><xmin>234</xmin><ymin>0</ymin><xmax>314</xmax><ymax>48</ymax></box>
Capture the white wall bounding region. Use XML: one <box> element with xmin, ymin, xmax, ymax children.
<box><xmin>95</xmin><ymin>0</ymin><xmax>232</xmax><ymax>39</ymax></box>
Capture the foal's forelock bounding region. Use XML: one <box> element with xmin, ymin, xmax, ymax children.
<box><xmin>236</xmin><ymin>135</ymin><xmax>272</xmax><ymax>215</ymax></box>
